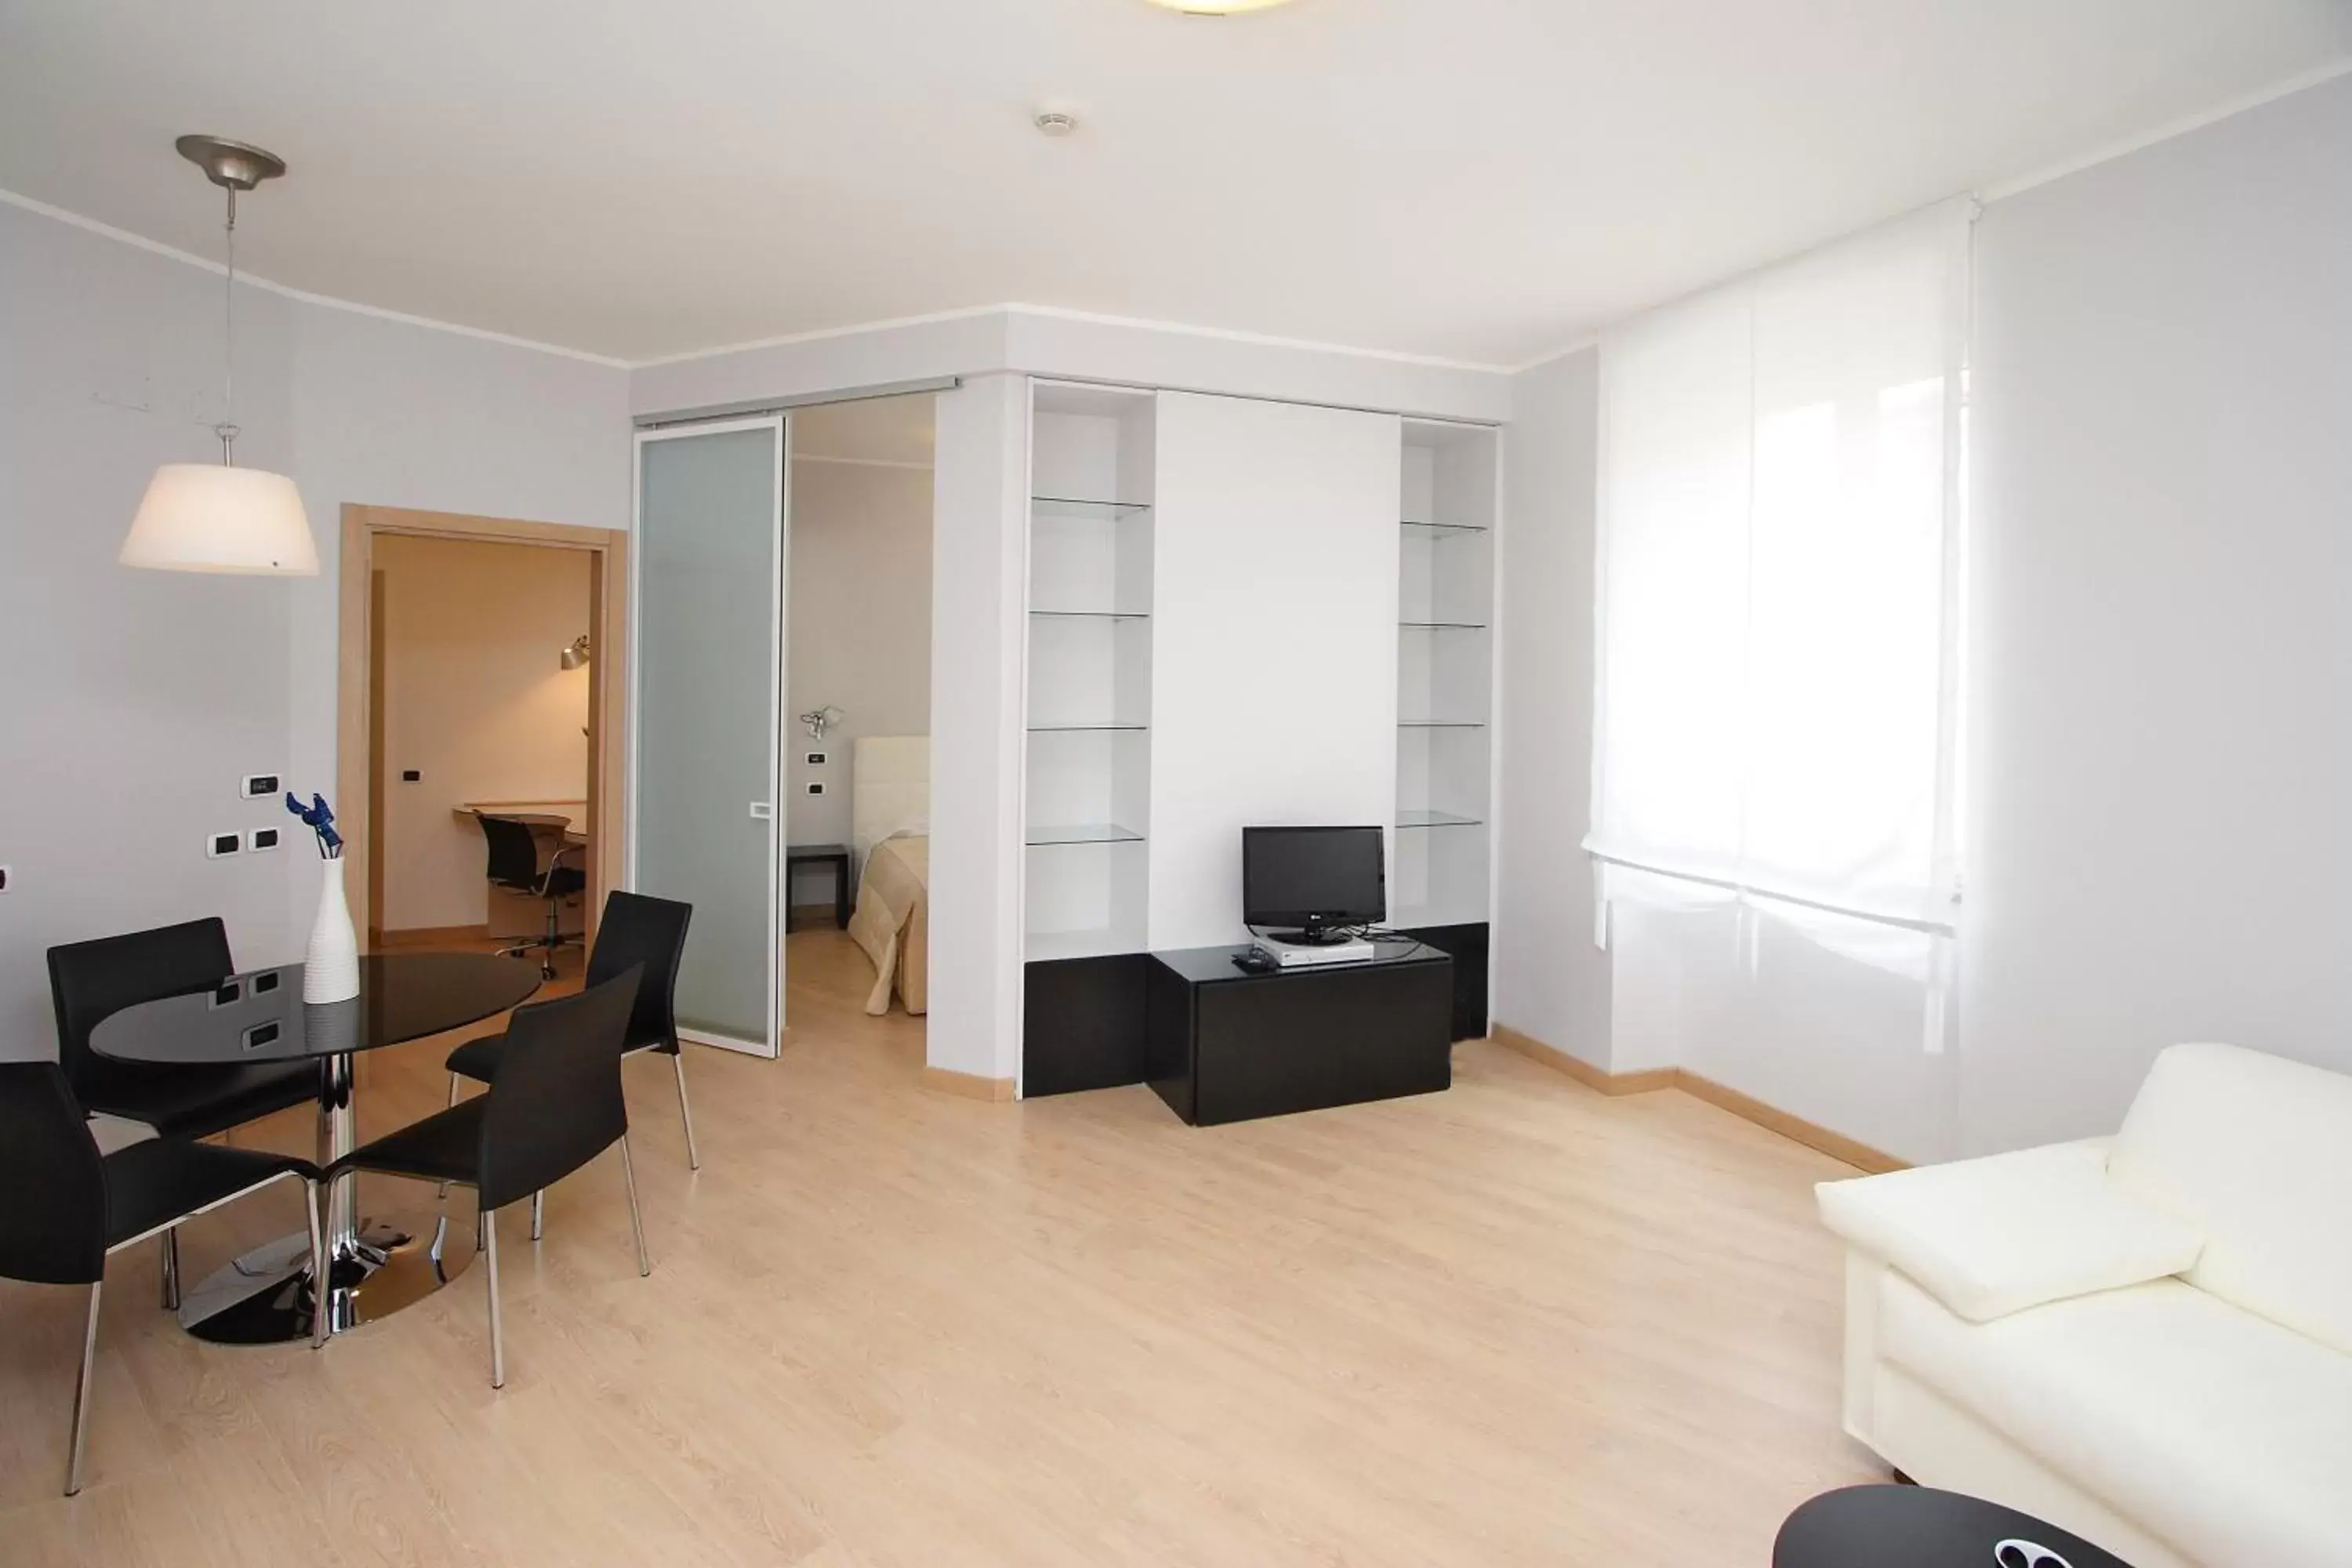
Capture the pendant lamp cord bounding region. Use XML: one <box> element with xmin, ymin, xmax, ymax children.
<box><xmin>217</xmin><ymin>186</ymin><xmax>239</xmax><ymax>465</ymax></box>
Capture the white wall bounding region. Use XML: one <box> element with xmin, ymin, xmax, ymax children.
<box><xmin>375</xmin><ymin>534</ymin><xmax>591</xmax><ymax>932</ymax></box>
<box><xmin>0</xmin><ymin>197</ymin><xmax>628</xmax><ymax>1061</ymax></box>
<box><xmin>784</xmin><ymin>458</ymin><xmax>934</xmax><ymax>901</ymax></box>
<box><xmin>1493</xmin><ymin>348</ymin><xmax>1613</xmax><ymax>1066</ymax></box>
<box><xmin>1961</xmin><ymin>73</ymin><xmax>2352</xmax><ymax>1152</ymax></box>
<box><xmin>1147</xmin><ymin>393</ymin><xmax>1403</xmax><ymax>949</ymax></box>
<box><xmin>924</xmin><ymin>375</ymin><xmax>1029</xmax><ymax>1083</ymax></box>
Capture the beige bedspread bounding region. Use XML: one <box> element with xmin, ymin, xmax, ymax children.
<box><xmin>848</xmin><ymin>835</ymin><xmax>928</xmax><ymax>1015</ymax></box>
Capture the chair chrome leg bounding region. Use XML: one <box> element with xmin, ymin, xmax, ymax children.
<box><xmin>530</xmin><ymin>1189</ymin><xmax>543</xmax><ymax>1242</ymax></box>
<box><xmin>483</xmin><ymin>1206</ymin><xmax>506</xmax><ymax>1389</ymax></box>
<box><xmin>303</xmin><ymin>1180</ymin><xmax>328</xmax><ymax>1350</ymax></box>
<box><xmin>439</xmin><ymin>1073</ymin><xmax>460</xmax><ymax>1197</ymax></box>
<box><xmin>66</xmin><ymin>1280</ymin><xmax>102</xmax><ymax>1496</ymax></box>
<box><xmin>619</xmin><ymin>1134</ymin><xmax>651</xmax><ymax>1277</ymax></box>
<box><xmin>159</xmin><ymin>1228</ymin><xmax>180</xmax><ymax>1312</ymax></box>
<box><xmin>671</xmin><ymin>1050</ymin><xmax>702</xmax><ymax>1171</ymax></box>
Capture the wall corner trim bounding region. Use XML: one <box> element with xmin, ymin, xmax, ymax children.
<box><xmin>920</xmin><ymin>1065</ymin><xmax>1018</xmax><ymax>1103</ymax></box>
<box><xmin>1489</xmin><ymin>1023</ymin><xmax>1907</xmax><ymax>1174</ymax></box>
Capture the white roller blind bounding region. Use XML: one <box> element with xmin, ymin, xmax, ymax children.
<box><xmin>1588</xmin><ymin>201</ymin><xmax>1970</xmax><ymax>933</ymax></box>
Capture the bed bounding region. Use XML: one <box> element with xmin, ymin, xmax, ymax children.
<box><xmin>844</xmin><ymin>735</ymin><xmax>930</xmax><ymax>1015</ymax></box>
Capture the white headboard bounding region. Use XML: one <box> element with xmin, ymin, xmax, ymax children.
<box><xmin>851</xmin><ymin>735</ymin><xmax>930</xmax><ymax>858</ymax></box>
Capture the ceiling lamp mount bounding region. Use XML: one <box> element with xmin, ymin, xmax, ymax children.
<box><xmin>120</xmin><ymin>135</ymin><xmax>317</xmax><ymax>576</ymax></box>
<box><xmin>175</xmin><ymin>134</ymin><xmax>288</xmax><ymax>194</ymax></box>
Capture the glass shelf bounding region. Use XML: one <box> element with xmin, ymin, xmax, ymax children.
<box><xmin>1033</xmin><ymin>496</ymin><xmax>1152</xmax><ymax>521</ymax></box>
<box><xmin>1399</xmin><ymin>720</ymin><xmax>1486</xmax><ymax>728</ymax></box>
<box><xmin>1400</xmin><ymin>519</ymin><xmax>1488</xmax><ymax>535</ymax></box>
<box><xmin>1025</xmin><ymin>823</ymin><xmax>1147</xmax><ymax>847</ymax></box>
<box><xmin>1031</xmin><ymin>608</ymin><xmax>1151</xmax><ymax>621</ymax></box>
<box><xmin>1028</xmin><ymin>722</ymin><xmax>1149</xmax><ymax>732</ymax></box>
<box><xmin>1398</xmin><ymin>810</ymin><xmax>1484</xmax><ymax>829</ymax></box>
<box><xmin>1399</xmin><ymin>620</ymin><xmax>1489</xmax><ymax>631</ymax></box>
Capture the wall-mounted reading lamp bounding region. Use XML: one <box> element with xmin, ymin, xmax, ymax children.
<box><xmin>559</xmin><ymin>635</ymin><xmax>591</xmax><ymax>670</ymax></box>
<box><xmin>800</xmin><ymin>705</ymin><xmax>844</xmax><ymax>741</ymax></box>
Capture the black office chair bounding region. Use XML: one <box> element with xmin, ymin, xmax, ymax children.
<box><xmin>443</xmin><ymin>893</ymin><xmax>699</xmax><ymax>1235</ymax></box>
<box><xmin>48</xmin><ymin>918</ymin><xmax>320</xmax><ymax>1308</ymax></box>
<box><xmin>479</xmin><ymin>815</ymin><xmax>586</xmax><ymax>979</ymax></box>
<box><xmin>327</xmin><ymin>966</ymin><xmax>648</xmax><ymax>1389</ymax></box>
<box><xmin>0</xmin><ymin>1063</ymin><xmax>323</xmax><ymax>1496</ymax></box>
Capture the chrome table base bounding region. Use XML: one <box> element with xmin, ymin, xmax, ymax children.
<box><xmin>176</xmin><ymin>1189</ymin><xmax>477</xmax><ymax>1345</ymax></box>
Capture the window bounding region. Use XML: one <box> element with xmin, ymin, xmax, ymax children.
<box><xmin>1586</xmin><ymin>201</ymin><xmax>1972</xmax><ymax>1163</ymax></box>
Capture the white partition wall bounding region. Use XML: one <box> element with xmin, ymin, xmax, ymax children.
<box><xmin>1148</xmin><ymin>392</ymin><xmax>1403</xmax><ymax>950</ymax></box>
<box><xmin>1394</xmin><ymin>422</ymin><xmax>1499</xmax><ymax>927</ymax></box>
<box><xmin>1024</xmin><ymin>383</ymin><xmax>1157</xmax><ymax>960</ymax></box>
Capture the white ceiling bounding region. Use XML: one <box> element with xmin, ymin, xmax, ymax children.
<box><xmin>2</xmin><ymin>1</ymin><xmax>2346</xmax><ymax>367</ymax></box>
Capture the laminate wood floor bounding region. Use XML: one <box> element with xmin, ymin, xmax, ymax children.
<box><xmin>0</xmin><ymin>932</ymin><xmax>1878</xmax><ymax>1565</ymax></box>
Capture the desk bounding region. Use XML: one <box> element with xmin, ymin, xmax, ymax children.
<box><xmin>456</xmin><ymin>804</ymin><xmax>588</xmax><ymax>940</ymax></box>
<box><xmin>1145</xmin><ymin>942</ymin><xmax>1453</xmax><ymax>1125</ymax></box>
<box><xmin>455</xmin><ymin>801</ymin><xmax>586</xmax><ymax>848</ymax></box>
<box><xmin>90</xmin><ymin>953</ymin><xmax>540</xmax><ymax>1345</ymax></box>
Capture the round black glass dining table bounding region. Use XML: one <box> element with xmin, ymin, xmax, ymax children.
<box><xmin>90</xmin><ymin>953</ymin><xmax>540</xmax><ymax>1345</ymax></box>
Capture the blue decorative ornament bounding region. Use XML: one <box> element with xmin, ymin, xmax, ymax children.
<box><xmin>285</xmin><ymin>791</ymin><xmax>343</xmax><ymax>857</ymax></box>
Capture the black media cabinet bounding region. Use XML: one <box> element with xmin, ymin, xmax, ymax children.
<box><xmin>1022</xmin><ymin>924</ymin><xmax>1485</xmax><ymax>1115</ymax></box>
<box><xmin>1143</xmin><ymin>942</ymin><xmax>1452</xmax><ymax>1126</ymax></box>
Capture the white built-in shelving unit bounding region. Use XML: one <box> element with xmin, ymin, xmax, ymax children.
<box><xmin>1394</xmin><ymin>421</ymin><xmax>1498</xmax><ymax>928</ymax></box>
<box><xmin>1023</xmin><ymin>383</ymin><xmax>1158</xmax><ymax>961</ymax></box>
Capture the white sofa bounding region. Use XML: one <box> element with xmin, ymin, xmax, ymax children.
<box><xmin>1816</xmin><ymin>1042</ymin><xmax>2352</xmax><ymax>1568</ymax></box>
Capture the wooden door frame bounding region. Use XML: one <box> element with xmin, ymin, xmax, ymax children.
<box><xmin>337</xmin><ymin>503</ymin><xmax>630</xmax><ymax>954</ymax></box>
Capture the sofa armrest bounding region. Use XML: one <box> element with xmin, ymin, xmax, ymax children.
<box><xmin>1817</xmin><ymin>1138</ymin><xmax>2202</xmax><ymax>1323</ymax></box>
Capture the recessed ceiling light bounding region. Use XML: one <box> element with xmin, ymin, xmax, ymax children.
<box><xmin>1144</xmin><ymin>0</ymin><xmax>1298</xmax><ymax>13</ymax></box>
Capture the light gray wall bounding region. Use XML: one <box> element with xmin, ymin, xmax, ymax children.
<box><xmin>924</xmin><ymin>374</ymin><xmax>1029</xmax><ymax>1083</ymax></box>
<box><xmin>0</xmin><ymin>198</ymin><xmax>629</xmax><ymax>1061</ymax></box>
<box><xmin>784</xmin><ymin>456</ymin><xmax>934</xmax><ymax>899</ymax></box>
<box><xmin>1494</xmin><ymin>348</ymin><xmax>1612</xmax><ymax>1065</ymax></box>
<box><xmin>1961</xmin><ymin>74</ymin><xmax>2352</xmax><ymax>1151</ymax></box>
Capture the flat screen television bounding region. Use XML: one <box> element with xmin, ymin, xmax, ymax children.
<box><xmin>1242</xmin><ymin>825</ymin><xmax>1386</xmax><ymax>944</ymax></box>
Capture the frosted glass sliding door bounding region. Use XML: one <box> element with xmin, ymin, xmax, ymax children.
<box><xmin>633</xmin><ymin>419</ymin><xmax>786</xmax><ymax>1054</ymax></box>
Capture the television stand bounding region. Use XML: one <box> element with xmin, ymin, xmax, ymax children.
<box><xmin>1146</xmin><ymin>942</ymin><xmax>1452</xmax><ymax>1125</ymax></box>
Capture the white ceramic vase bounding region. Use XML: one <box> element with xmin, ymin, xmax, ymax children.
<box><xmin>303</xmin><ymin>856</ymin><xmax>361</xmax><ymax>1004</ymax></box>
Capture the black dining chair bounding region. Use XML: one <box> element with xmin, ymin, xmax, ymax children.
<box><xmin>327</xmin><ymin>965</ymin><xmax>648</xmax><ymax>1389</ymax></box>
<box><xmin>443</xmin><ymin>892</ymin><xmax>699</xmax><ymax>1240</ymax></box>
<box><xmin>0</xmin><ymin>1062</ymin><xmax>324</xmax><ymax>1496</ymax></box>
<box><xmin>48</xmin><ymin>918</ymin><xmax>320</xmax><ymax>1308</ymax></box>
<box><xmin>478</xmin><ymin>815</ymin><xmax>586</xmax><ymax>980</ymax></box>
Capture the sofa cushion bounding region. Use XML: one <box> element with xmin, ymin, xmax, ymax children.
<box><xmin>2107</xmin><ymin>1041</ymin><xmax>2352</xmax><ymax>1356</ymax></box>
<box><xmin>1817</xmin><ymin>1139</ymin><xmax>2201</xmax><ymax>1322</ymax></box>
<box><xmin>1877</xmin><ymin>1270</ymin><xmax>2352</xmax><ymax>1568</ymax></box>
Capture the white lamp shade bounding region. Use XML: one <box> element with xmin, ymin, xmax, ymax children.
<box><xmin>121</xmin><ymin>463</ymin><xmax>319</xmax><ymax>575</ymax></box>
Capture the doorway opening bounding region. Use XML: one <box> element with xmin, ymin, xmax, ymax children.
<box><xmin>782</xmin><ymin>394</ymin><xmax>936</xmax><ymax>1070</ymax></box>
<box><xmin>336</xmin><ymin>506</ymin><xmax>627</xmax><ymax>968</ymax></box>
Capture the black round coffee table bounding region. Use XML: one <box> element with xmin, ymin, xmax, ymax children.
<box><xmin>1777</xmin><ymin>1486</ymin><xmax>2136</xmax><ymax>1568</ymax></box>
<box><xmin>90</xmin><ymin>953</ymin><xmax>540</xmax><ymax>1345</ymax></box>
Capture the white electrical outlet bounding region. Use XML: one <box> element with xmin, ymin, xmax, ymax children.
<box><xmin>247</xmin><ymin>826</ymin><xmax>283</xmax><ymax>853</ymax></box>
<box><xmin>205</xmin><ymin>831</ymin><xmax>243</xmax><ymax>859</ymax></box>
<box><xmin>805</xmin><ymin>782</ymin><xmax>825</xmax><ymax>796</ymax></box>
<box><xmin>805</xmin><ymin>751</ymin><xmax>826</xmax><ymax>766</ymax></box>
<box><xmin>241</xmin><ymin>771</ymin><xmax>282</xmax><ymax>800</ymax></box>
